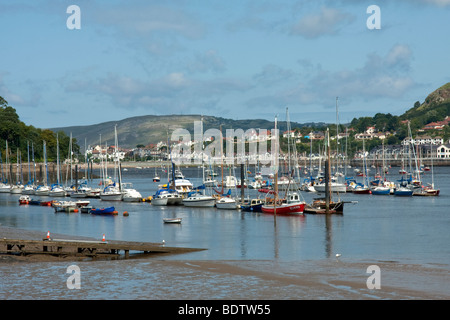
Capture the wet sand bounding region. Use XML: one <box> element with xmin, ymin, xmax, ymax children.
<box><xmin>1</xmin><ymin>226</ymin><xmax>449</xmax><ymax>299</ymax></box>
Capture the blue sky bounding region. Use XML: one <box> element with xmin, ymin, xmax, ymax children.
<box><xmin>1</xmin><ymin>0</ymin><xmax>449</xmax><ymax>129</ymax></box>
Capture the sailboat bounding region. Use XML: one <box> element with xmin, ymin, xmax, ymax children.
<box><xmin>35</xmin><ymin>141</ymin><xmax>51</xmax><ymax>196</ymax></box>
<box><xmin>49</xmin><ymin>134</ymin><xmax>66</xmax><ymax>197</ymax></box>
<box><xmin>261</xmin><ymin>115</ymin><xmax>306</xmax><ymax>215</ymax></box>
<box><xmin>304</xmin><ymin>129</ymin><xmax>345</xmax><ymax>214</ymax></box>
<box><xmin>352</xmin><ymin>138</ymin><xmax>371</xmax><ymax>194</ymax></box>
<box><xmin>152</xmin><ymin>166</ymin><xmax>160</xmax><ymax>182</ymax></box>
<box><xmin>10</xmin><ymin>148</ymin><xmax>24</xmax><ymax>194</ymax></box>
<box><xmin>313</xmin><ymin>100</ymin><xmax>346</xmax><ymax>193</ymax></box>
<box><xmin>0</xmin><ymin>142</ymin><xmax>12</xmax><ymax>193</ymax></box>
<box><xmin>371</xmin><ymin>140</ymin><xmax>391</xmax><ymax>195</ymax></box>
<box><xmin>413</xmin><ymin>143</ymin><xmax>440</xmax><ymax>196</ymax></box>
<box><xmin>100</xmin><ymin>126</ymin><xmax>123</xmax><ymax>201</ymax></box>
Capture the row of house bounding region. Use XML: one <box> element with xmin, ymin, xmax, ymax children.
<box><xmin>418</xmin><ymin>116</ymin><xmax>450</xmax><ymax>131</ymax></box>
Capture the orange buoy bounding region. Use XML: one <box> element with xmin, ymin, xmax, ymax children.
<box><xmin>112</xmin><ymin>210</ymin><xmax>118</xmax><ymax>215</ymax></box>
<box><xmin>123</xmin><ymin>211</ymin><xmax>129</xmax><ymax>216</ymax></box>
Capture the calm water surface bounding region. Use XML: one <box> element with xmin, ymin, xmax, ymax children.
<box><xmin>1</xmin><ymin>165</ymin><xmax>449</xmax><ymax>299</ymax></box>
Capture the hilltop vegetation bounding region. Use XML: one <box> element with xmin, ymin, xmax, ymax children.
<box><xmin>347</xmin><ymin>82</ymin><xmax>450</xmax><ymax>143</ymax></box>
<box><xmin>0</xmin><ymin>97</ymin><xmax>79</xmax><ymax>163</ymax></box>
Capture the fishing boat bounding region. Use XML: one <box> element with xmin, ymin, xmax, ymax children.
<box><xmin>18</xmin><ymin>195</ymin><xmax>30</xmax><ymax>205</ymax></box>
<box><xmin>240</xmin><ymin>198</ymin><xmax>263</xmax><ymax>212</ymax></box>
<box><xmin>261</xmin><ymin>115</ymin><xmax>306</xmax><ymax>215</ymax></box>
<box><xmin>163</xmin><ymin>217</ymin><xmax>182</xmax><ymax>224</ymax></box>
<box><xmin>305</xmin><ymin>127</ymin><xmax>346</xmax><ymax>214</ymax></box>
<box><xmin>90</xmin><ymin>206</ymin><xmax>116</xmax><ymax>215</ymax></box>
<box><xmin>261</xmin><ymin>192</ymin><xmax>305</xmax><ymax>215</ymax></box>
<box><xmin>303</xmin><ymin>198</ymin><xmax>344</xmax><ymax>214</ymax></box>
<box><xmin>215</xmin><ymin>197</ymin><xmax>237</xmax><ymax>210</ymax></box>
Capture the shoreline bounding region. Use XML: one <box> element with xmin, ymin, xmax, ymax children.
<box><xmin>1</xmin><ymin>225</ymin><xmax>449</xmax><ymax>299</ymax></box>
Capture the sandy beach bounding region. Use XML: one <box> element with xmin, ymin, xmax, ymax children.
<box><xmin>1</xmin><ymin>225</ymin><xmax>449</xmax><ymax>300</ymax></box>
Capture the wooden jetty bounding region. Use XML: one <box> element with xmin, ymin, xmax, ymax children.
<box><xmin>0</xmin><ymin>238</ymin><xmax>205</xmax><ymax>259</ymax></box>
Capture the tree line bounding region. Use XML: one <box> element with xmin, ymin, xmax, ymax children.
<box><xmin>0</xmin><ymin>96</ymin><xmax>80</xmax><ymax>164</ymax></box>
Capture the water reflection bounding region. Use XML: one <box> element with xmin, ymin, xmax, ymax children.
<box><xmin>0</xmin><ymin>166</ymin><xmax>449</xmax><ymax>264</ymax></box>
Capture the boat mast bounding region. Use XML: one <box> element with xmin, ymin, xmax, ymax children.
<box><xmin>274</xmin><ymin>115</ymin><xmax>278</xmax><ymax>221</ymax></box>
<box><xmin>325</xmin><ymin>128</ymin><xmax>331</xmax><ymax>214</ymax></box>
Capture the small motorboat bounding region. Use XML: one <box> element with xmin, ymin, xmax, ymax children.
<box><xmin>19</xmin><ymin>195</ymin><xmax>31</xmax><ymax>205</ymax></box>
<box><xmin>163</xmin><ymin>218</ymin><xmax>182</xmax><ymax>224</ymax></box>
<box><xmin>90</xmin><ymin>206</ymin><xmax>117</xmax><ymax>215</ymax></box>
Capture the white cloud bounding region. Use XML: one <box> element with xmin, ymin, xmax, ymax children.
<box><xmin>290</xmin><ymin>6</ymin><xmax>355</xmax><ymax>38</ymax></box>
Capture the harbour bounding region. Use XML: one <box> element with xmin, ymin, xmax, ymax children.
<box><xmin>1</xmin><ymin>164</ymin><xmax>449</xmax><ymax>299</ymax></box>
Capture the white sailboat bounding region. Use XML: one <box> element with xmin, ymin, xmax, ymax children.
<box><xmin>0</xmin><ymin>141</ymin><xmax>12</xmax><ymax>193</ymax></box>
<box><xmin>100</xmin><ymin>126</ymin><xmax>123</xmax><ymax>201</ymax></box>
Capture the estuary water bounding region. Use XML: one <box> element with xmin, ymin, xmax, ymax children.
<box><xmin>1</xmin><ymin>165</ymin><xmax>449</xmax><ymax>300</ymax></box>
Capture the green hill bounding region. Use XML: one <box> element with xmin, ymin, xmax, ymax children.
<box><xmin>400</xmin><ymin>82</ymin><xmax>450</xmax><ymax>128</ymax></box>
<box><xmin>50</xmin><ymin>115</ymin><xmax>325</xmax><ymax>149</ymax></box>
<box><xmin>50</xmin><ymin>82</ymin><xmax>450</xmax><ymax>149</ymax></box>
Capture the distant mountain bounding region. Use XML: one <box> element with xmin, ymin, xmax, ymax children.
<box><xmin>51</xmin><ymin>83</ymin><xmax>450</xmax><ymax>149</ymax></box>
<box><xmin>50</xmin><ymin>114</ymin><xmax>327</xmax><ymax>149</ymax></box>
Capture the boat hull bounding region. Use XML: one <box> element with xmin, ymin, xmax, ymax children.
<box><xmin>216</xmin><ymin>202</ymin><xmax>237</xmax><ymax>210</ymax></box>
<box><xmin>261</xmin><ymin>202</ymin><xmax>305</xmax><ymax>215</ymax></box>
<box><xmin>241</xmin><ymin>204</ymin><xmax>263</xmax><ymax>212</ymax></box>
<box><xmin>371</xmin><ymin>187</ymin><xmax>390</xmax><ymax>195</ymax></box>
<box><xmin>394</xmin><ymin>188</ymin><xmax>413</xmax><ymax>196</ymax></box>
<box><xmin>151</xmin><ymin>197</ymin><xmax>168</xmax><ymax>206</ymax></box>
<box><xmin>163</xmin><ymin>218</ymin><xmax>182</xmax><ymax>224</ymax></box>
<box><xmin>313</xmin><ymin>184</ymin><xmax>347</xmax><ymax>193</ymax></box>
<box><xmin>182</xmin><ymin>198</ymin><xmax>216</xmax><ymax>207</ymax></box>
<box><xmin>99</xmin><ymin>193</ymin><xmax>123</xmax><ymax>201</ymax></box>
<box><xmin>90</xmin><ymin>207</ymin><xmax>116</xmax><ymax>215</ymax></box>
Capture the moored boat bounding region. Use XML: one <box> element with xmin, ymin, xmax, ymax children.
<box><xmin>215</xmin><ymin>197</ymin><xmax>237</xmax><ymax>210</ymax></box>
<box><xmin>19</xmin><ymin>195</ymin><xmax>31</xmax><ymax>205</ymax></box>
<box><xmin>182</xmin><ymin>192</ymin><xmax>216</xmax><ymax>207</ymax></box>
<box><xmin>370</xmin><ymin>186</ymin><xmax>390</xmax><ymax>195</ymax></box>
<box><xmin>261</xmin><ymin>192</ymin><xmax>305</xmax><ymax>215</ymax></box>
<box><xmin>240</xmin><ymin>198</ymin><xmax>264</xmax><ymax>212</ymax></box>
<box><xmin>163</xmin><ymin>217</ymin><xmax>182</xmax><ymax>224</ymax></box>
<box><xmin>90</xmin><ymin>206</ymin><xmax>117</xmax><ymax>215</ymax></box>
<box><xmin>394</xmin><ymin>187</ymin><xmax>413</xmax><ymax>196</ymax></box>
